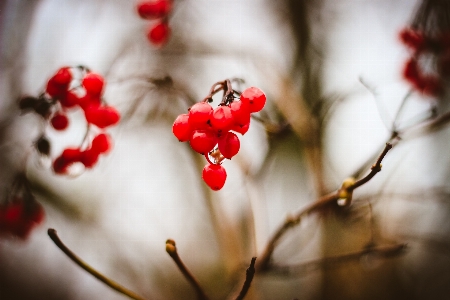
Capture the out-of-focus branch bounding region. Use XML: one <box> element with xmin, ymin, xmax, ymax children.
<box><xmin>48</xmin><ymin>229</ymin><xmax>148</xmax><ymax>300</ymax></box>
<box><xmin>165</xmin><ymin>239</ymin><xmax>209</xmax><ymax>300</ymax></box>
<box><xmin>256</xmin><ymin>143</ymin><xmax>393</xmax><ymax>272</ymax></box>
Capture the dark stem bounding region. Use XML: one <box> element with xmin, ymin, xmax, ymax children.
<box><xmin>165</xmin><ymin>239</ymin><xmax>209</xmax><ymax>300</ymax></box>
<box><xmin>48</xmin><ymin>229</ymin><xmax>148</xmax><ymax>300</ymax></box>
<box><xmin>234</xmin><ymin>257</ymin><xmax>257</xmax><ymax>300</ymax></box>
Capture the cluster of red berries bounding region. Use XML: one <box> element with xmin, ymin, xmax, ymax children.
<box><xmin>137</xmin><ymin>0</ymin><xmax>172</xmax><ymax>46</ymax></box>
<box><xmin>400</xmin><ymin>27</ymin><xmax>450</xmax><ymax>97</ymax></box>
<box><xmin>0</xmin><ymin>175</ymin><xmax>44</xmax><ymax>240</ymax></box>
<box><xmin>172</xmin><ymin>80</ymin><xmax>266</xmax><ymax>190</ymax></box>
<box><xmin>19</xmin><ymin>66</ymin><xmax>120</xmax><ymax>175</ymax></box>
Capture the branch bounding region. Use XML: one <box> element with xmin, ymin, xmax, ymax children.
<box><xmin>165</xmin><ymin>239</ymin><xmax>209</xmax><ymax>300</ymax></box>
<box><xmin>256</xmin><ymin>143</ymin><xmax>393</xmax><ymax>272</ymax></box>
<box><xmin>48</xmin><ymin>229</ymin><xmax>147</xmax><ymax>300</ymax></box>
<box><xmin>233</xmin><ymin>257</ymin><xmax>257</xmax><ymax>300</ymax></box>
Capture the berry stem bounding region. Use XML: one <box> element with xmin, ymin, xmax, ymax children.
<box><xmin>48</xmin><ymin>229</ymin><xmax>148</xmax><ymax>300</ymax></box>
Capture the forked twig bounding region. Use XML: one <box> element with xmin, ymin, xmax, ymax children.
<box><xmin>256</xmin><ymin>143</ymin><xmax>393</xmax><ymax>272</ymax></box>
<box><xmin>165</xmin><ymin>239</ymin><xmax>209</xmax><ymax>300</ymax></box>
<box><xmin>48</xmin><ymin>228</ymin><xmax>147</xmax><ymax>300</ymax></box>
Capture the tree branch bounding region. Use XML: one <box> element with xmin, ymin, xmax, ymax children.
<box><xmin>234</xmin><ymin>257</ymin><xmax>257</xmax><ymax>300</ymax></box>
<box><xmin>48</xmin><ymin>228</ymin><xmax>147</xmax><ymax>300</ymax></box>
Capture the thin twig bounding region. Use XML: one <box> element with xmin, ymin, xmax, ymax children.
<box><xmin>47</xmin><ymin>228</ymin><xmax>147</xmax><ymax>300</ymax></box>
<box><xmin>234</xmin><ymin>257</ymin><xmax>257</xmax><ymax>300</ymax></box>
<box><xmin>165</xmin><ymin>239</ymin><xmax>209</xmax><ymax>300</ymax></box>
<box><xmin>256</xmin><ymin>143</ymin><xmax>393</xmax><ymax>272</ymax></box>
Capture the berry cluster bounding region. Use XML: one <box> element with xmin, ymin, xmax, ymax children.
<box><xmin>172</xmin><ymin>80</ymin><xmax>266</xmax><ymax>190</ymax></box>
<box><xmin>19</xmin><ymin>66</ymin><xmax>120</xmax><ymax>175</ymax></box>
<box><xmin>0</xmin><ymin>174</ymin><xmax>44</xmax><ymax>240</ymax></box>
<box><xmin>137</xmin><ymin>0</ymin><xmax>172</xmax><ymax>46</ymax></box>
<box><xmin>400</xmin><ymin>27</ymin><xmax>450</xmax><ymax>97</ymax></box>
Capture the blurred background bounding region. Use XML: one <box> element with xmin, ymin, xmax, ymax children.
<box><xmin>1</xmin><ymin>0</ymin><xmax>450</xmax><ymax>299</ymax></box>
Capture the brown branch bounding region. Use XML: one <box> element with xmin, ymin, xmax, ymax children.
<box><xmin>234</xmin><ymin>257</ymin><xmax>257</xmax><ymax>300</ymax></box>
<box><xmin>48</xmin><ymin>229</ymin><xmax>147</xmax><ymax>300</ymax></box>
<box><xmin>165</xmin><ymin>239</ymin><xmax>209</xmax><ymax>300</ymax></box>
<box><xmin>256</xmin><ymin>143</ymin><xmax>393</xmax><ymax>272</ymax></box>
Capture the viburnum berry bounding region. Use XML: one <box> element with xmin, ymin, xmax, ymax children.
<box><xmin>189</xmin><ymin>129</ymin><xmax>218</xmax><ymax>154</ymax></box>
<box><xmin>210</xmin><ymin>105</ymin><xmax>234</xmax><ymax>132</ymax></box>
<box><xmin>137</xmin><ymin>0</ymin><xmax>171</xmax><ymax>19</ymax></box>
<box><xmin>148</xmin><ymin>21</ymin><xmax>170</xmax><ymax>45</ymax></box>
<box><xmin>172</xmin><ymin>113</ymin><xmax>192</xmax><ymax>142</ymax></box>
<box><xmin>51</xmin><ymin>113</ymin><xmax>69</xmax><ymax>130</ymax></box>
<box><xmin>399</xmin><ymin>28</ymin><xmax>426</xmax><ymax>52</ymax></box>
<box><xmin>53</xmin><ymin>148</ymin><xmax>82</xmax><ymax>174</ymax></box>
<box><xmin>202</xmin><ymin>163</ymin><xmax>227</xmax><ymax>191</ymax></box>
<box><xmin>0</xmin><ymin>201</ymin><xmax>45</xmax><ymax>239</ymax></box>
<box><xmin>240</xmin><ymin>87</ymin><xmax>266</xmax><ymax>113</ymax></box>
<box><xmin>229</xmin><ymin>100</ymin><xmax>251</xmax><ymax>127</ymax></box>
<box><xmin>218</xmin><ymin>131</ymin><xmax>240</xmax><ymax>159</ymax></box>
<box><xmin>81</xmin><ymin>148</ymin><xmax>100</xmax><ymax>168</ymax></box>
<box><xmin>92</xmin><ymin>133</ymin><xmax>112</xmax><ymax>154</ymax></box>
<box><xmin>82</xmin><ymin>72</ymin><xmax>105</xmax><ymax>96</ymax></box>
<box><xmin>46</xmin><ymin>67</ymin><xmax>72</xmax><ymax>98</ymax></box>
<box><xmin>231</xmin><ymin>121</ymin><xmax>250</xmax><ymax>135</ymax></box>
<box><xmin>188</xmin><ymin>102</ymin><xmax>213</xmax><ymax>129</ymax></box>
<box><xmin>84</xmin><ymin>106</ymin><xmax>120</xmax><ymax>128</ymax></box>
<box><xmin>60</xmin><ymin>90</ymin><xmax>79</xmax><ymax>108</ymax></box>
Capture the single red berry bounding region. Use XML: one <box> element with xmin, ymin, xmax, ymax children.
<box><xmin>85</xmin><ymin>106</ymin><xmax>120</xmax><ymax>128</ymax></box>
<box><xmin>189</xmin><ymin>129</ymin><xmax>218</xmax><ymax>154</ymax></box>
<box><xmin>403</xmin><ymin>58</ymin><xmax>421</xmax><ymax>84</ymax></box>
<box><xmin>81</xmin><ymin>148</ymin><xmax>100</xmax><ymax>168</ymax></box>
<box><xmin>229</xmin><ymin>100</ymin><xmax>251</xmax><ymax>127</ymax></box>
<box><xmin>92</xmin><ymin>133</ymin><xmax>111</xmax><ymax>153</ymax></box>
<box><xmin>61</xmin><ymin>148</ymin><xmax>83</xmax><ymax>163</ymax></box>
<box><xmin>51</xmin><ymin>113</ymin><xmax>69</xmax><ymax>130</ymax></box>
<box><xmin>218</xmin><ymin>131</ymin><xmax>240</xmax><ymax>159</ymax></box>
<box><xmin>240</xmin><ymin>87</ymin><xmax>266</xmax><ymax>113</ymax></box>
<box><xmin>53</xmin><ymin>156</ymin><xmax>69</xmax><ymax>174</ymax></box>
<box><xmin>82</xmin><ymin>72</ymin><xmax>105</xmax><ymax>96</ymax></box>
<box><xmin>231</xmin><ymin>121</ymin><xmax>250</xmax><ymax>135</ymax></box>
<box><xmin>210</xmin><ymin>105</ymin><xmax>234</xmax><ymax>132</ymax></box>
<box><xmin>137</xmin><ymin>0</ymin><xmax>171</xmax><ymax>19</ymax></box>
<box><xmin>60</xmin><ymin>90</ymin><xmax>79</xmax><ymax>108</ymax></box>
<box><xmin>399</xmin><ymin>28</ymin><xmax>426</xmax><ymax>52</ymax></box>
<box><xmin>78</xmin><ymin>95</ymin><xmax>102</xmax><ymax>111</ymax></box>
<box><xmin>202</xmin><ymin>163</ymin><xmax>227</xmax><ymax>191</ymax></box>
<box><xmin>173</xmin><ymin>113</ymin><xmax>192</xmax><ymax>142</ymax></box>
<box><xmin>188</xmin><ymin>102</ymin><xmax>213</xmax><ymax>129</ymax></box>
<box><xmin>148</xmin><ymin>21</ymin><xmax>170</xmax><ymax>45</ymax></box>
<box><xmin>46</xmin><ymin>67</ymin><xmax>72</xmax><ymax>98</ymax></box>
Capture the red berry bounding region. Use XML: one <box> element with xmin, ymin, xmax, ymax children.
<box><xmin>229</xmin><ymin>100</ymin><xmax>251</xmax><ymax>127</ymax></box>
<box><xmin>202</xmin><ymin>163</ymin><xmax>227</xmax><ymax>191</ymax></box>
<box><xmin>51</xmin><ymin>113</ymin><xmax>69</xmax><ymax>130</ymax></box>
<box><xmin>79</xmin><ymin>95</ymin><xmax>102</xmax><ymax>111</ymax></box>
<box><xmin>218</xmin><ymin>131</ymin><xmax>240</xmax><ymax>159</ymax></box>
<box><xmin>92</xmin><ymin>133</ymin><xmax>111</xmax><ymax>153</ymax></box>
<box><xmin>231</xmin><ymin>121</ymin><xmax>250</xmax><ymax>135</ymax></box>
<box><xmin>189</xmin><ymin>129</ymin><xmax>218</xmax><ymax>154</ymax></box>
<box><xmin>53</xmin><ymin>156</ymin><xmax>69</xmax><ymax>174</ymax></box>
<box><xmin>137</xmin><ymin>0</ymin><xmax>171</xmax><ymax>19</ymax></box>
<box><xmin>240</xmin><ymin>87</ymin><xmax>266</xmax><ymax>113</ymax></box>
<box><xmin>399</xmin><ymin>28</ymin><xmax>426</xmax><ymax>52</ymax></box>
<box><xmin>210</xmin><ymin>105</ymin><xmax>234</xmax><ymax>132</ymax></box>
<box><xmin>81</xmin><ymin>148</ymin><xmax>100</xmax><ymax>168</ymax></box>
<box><xmin>148</xmin><ymin>21</ymin><xmax>170</xmax><ymax>45</ymax></box>
<box><xmin>60</xmin><ymin>90</ymin><xmax>79</xmax><ymax>108</ymax></box>
<box><xmin>85</xmin><ymin>106</ymin><xmax>120</xmax><ymax>128</ymax></box>
<box><xmin>62</xmin><ymin>148</ymin><xmax>83</xmax><ymax>163</ymax></box>
<box><xmin>46</xmin><ymin>67</ymin><xmax>72</xmax><ymax>98</ymax></box>
<box><xmin>188</xmin><ymin>102</ymin><xmax>213</xmax><ymax>129</ymax></box>
<box><xmin>403</xmin><ymin>58</ymin><xmax>420</xmax><ymax>84</ymax></box>
<box><xmin>173</xmin><ymin>113</ymin><xmax>192</xmax><ymax>142</ymax></box>
<box><xmin>82</xmin><ymin>73</ymin><xmax>105</xmax><ymax>96</ymax></box>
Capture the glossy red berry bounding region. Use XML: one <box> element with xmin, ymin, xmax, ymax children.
<box><xmin>240</xmin><ymin>87</ymin><xmax>266</xmax><ymax>113</ymax></box>
<box><xmin>210</xmin><ymin>105</ymin><xmax>234</xmax><ymax>132</ymax></box>
<box><xmin>148</xmin><ymin>21</ymin><xmax>170</xmax><ymax>45</ymax></box>
<box><xmin>202</xmin><ymin>163</ymin><xmax>227</xmax><ymax>191</ymax></box>
<box><xmin>188</xmin><ymin>102</ymin><xmax>213</xmax><ymax>129</ymax></box>
<box><xmin>51</xmin><ymin>113</ymin><xmax>69</xmax><ymax>130</ymax></box>
<box><xmin>60</xmin><ymin>90</ymin><xmax>79</xmax><ymax>108</ymax></box>
<box><xmin>85</xmin><ymin>106</ymin><xmax>120</xmax><ymax>128</ymax></box>
<box><xmin>231</xmin><ymin>121</ymin><xmax>250</xmax><ymax>135</ymax></box>
<box><xmin>218</xmin><ymin>131</ymin><xmax>240</xmax><ymax>159</ymax></box>
<box><xmin>81</xmin><ymin>148</ymin><xmax>100</xmax><ymax>168</ymax></box>
<box><xmin>45</xmin><ymin>67</ymin><xmax>72</xmax><ymax>98</ymax></box>
<box><xmin>82</xmin><ymin>73</ymin><xmax>105</xmax><ymax>96</ymax></box>
<box><xmin>92</xmin><ymin>133</ymin><xmax>112</xmax><ymax>153</ymax></box>
<box><xmin>172</xmin><ymin>113</ymin><xmax>192</xmax><ymax>142</ymax></box>
<box><xmin>229</xmin><ymin>100</ymin><xmax>251</xmax><ymax>127</ymax></box>
<box><xmin>189</xmin><ymin>129</ymin><xmax>218</xmax><ymax>154</ymax></box>
<box><xmin>137</xmin><ymin>0</ymin><xmax>171</xmax><ymax>19</ymax></box>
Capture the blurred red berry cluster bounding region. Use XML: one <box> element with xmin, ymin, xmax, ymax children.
<box><xmin>172</xmin><ymin>80</ymin><xmax>266</xmax><ymax>190</ymax></box>
<box><xmin>0</xmin><ymin>175</ymin><xmax>44</xmax><ymax>240</ymax></box>
<box><xmin>400</xmin><ymin>27</ymin><xmax>450</xmax><ymax>97</ymax></box>
<box><xmin>19</xmin><ymin>66</ymin><xmax>120</xmax><ymax>175</ymax></box>
<box><xmin>137</xmin><ymin>0</ymin><xmax>172</xmax><ymax>46</ymax></box>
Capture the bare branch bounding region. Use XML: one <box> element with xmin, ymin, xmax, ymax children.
<box><xmin>48</xmin><ymin>229</ymin><xmax>147</xmax><ymax>300</ymax></box>
<box><xmin>234</xmin><ymin>257</ymin><xmax>257</xmax><ymax>300</ymax></box>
